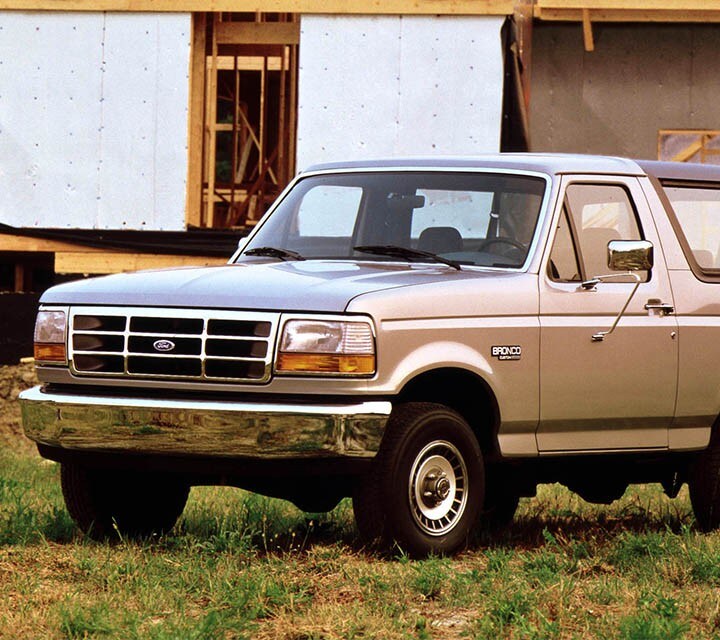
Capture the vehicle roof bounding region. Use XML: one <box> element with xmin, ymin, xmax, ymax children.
<box><xmin>304</xmin><ymin>154</ymin><xmax>720</xmax><ymax>183</ymax></box>
<box><xmin>303</xmin><ymin>153</ymin><xmax>647</xmax><ymax>176</ymax></box>
<box><xmin>635</xmin><ymin>159</ymin><xmax>720</xmax><ymax>183</ymax></box>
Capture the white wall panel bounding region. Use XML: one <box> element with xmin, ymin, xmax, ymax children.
<box><xmin>297</xmin><ymin>15</ymin><xmax>504</xmax><ymax>171</ymax></box>
<box><xmin>0</xmin><ymin>12</ymin><xmax>190</xmax><ymax>230</ymax></box>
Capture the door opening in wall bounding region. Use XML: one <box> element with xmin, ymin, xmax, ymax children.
<box><xmin>188</xmin><ymin>13</ymin><xmax>299</xmax><ymax>229</ymax></box>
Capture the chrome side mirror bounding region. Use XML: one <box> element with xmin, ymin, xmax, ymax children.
<box><xmin>583</xmin><ymin>239</ymin><xmax>654</xmax><ymax>343</ymax></box>
<box><xmin>608</xmin><ymin>239</ymin><xmax>653</xmax><ymax>272</ymax></box>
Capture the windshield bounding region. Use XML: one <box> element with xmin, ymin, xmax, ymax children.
<box><xmin>238</xmin><ymin>171</ymin><xmax>547</xmax><ymax>268</ymax></box>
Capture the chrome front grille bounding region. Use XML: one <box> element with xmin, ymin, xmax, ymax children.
<box><xmin>69</xmin><ymin>307</ymin><xmax>278</xmax><ymax>383</ymax></box>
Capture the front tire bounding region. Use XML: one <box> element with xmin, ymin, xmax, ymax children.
<box><xmin>353</xmin><ymin>403</ymin><xmax>484</xmax><ymax>557</ymax></box>
<box><xmin>61</xmin><ymin>464</ymin><xmax>190</xmax><ymax>540</ymax></box>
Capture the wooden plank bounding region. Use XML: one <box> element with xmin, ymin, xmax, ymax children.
<box><xmin>55</xmin><ymin>251</ymin><xmax>228</xmax><ymax>274</ymax></box>
<box><xmin>581</xmin><ymin>8</ymin><xmax>594</xmax><ymax>51</ymax></box>
<box><xmin>0</xmin><ymin>0</ymin><xmax>515</xmax><ymax>14</ymax></box>
<box><xmin>672</xmin><ymin>139</ymin><xmax>704</xmax><ymax>162</ymax></box>
<box><xmin>215</xmin><ymin>22</ymin><xmax>299</xmax><ymax>46</ymax></box>
<box><xmin>205</xmin><ymin>16</ymin><xmax>219</xmax><ymax>228</ymax></box>
<box><xmin>186</xmin><ymin>13</ymin><xmax>206</xmax><ymax>228</ymax></box>
<box><xmin>209</xmin><ymin>56</ymin><xmax>284</xmax><ymax>72</ymax></box>
<box><xmin>537</xmin><ymin>1</ymin><xmax>720</xmax><ymax>9</ymax></box>
<box><xmin>537</xmin><ymin>6</ymin><xmax>720</xmax><ymax>22</ymax></box>
<box><xmin>0</xmin><ymin>235</ymin><xmax>110</xmax><ymax>253</ymax></box>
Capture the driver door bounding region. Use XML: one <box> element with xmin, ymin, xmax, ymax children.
<box><xmin>538</xmin><ymin>176</ymin><xmax>678</xmax><ymax>452</ymax></box>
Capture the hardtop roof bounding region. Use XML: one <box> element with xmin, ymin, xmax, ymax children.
<box><xmin>636</xmin><ymin>159</ymin><xmax>720</xmax><ymax>183</ymax></box>
<box><xmin>303</xmin><ymin>153</ymin><xmax>646</xmax><ymax>177</ymax></box>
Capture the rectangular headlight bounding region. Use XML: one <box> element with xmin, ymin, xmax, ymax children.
<box><xmin>33</xmin><ymin>308</ymin><xmax>68</xmax><ymax>364</ymax></box>
<box><xmin>276</xmin><ymin>319</ymin><xmax>375</xmax><ymax>375</ymax></box>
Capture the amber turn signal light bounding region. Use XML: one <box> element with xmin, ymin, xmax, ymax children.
<box><xmin>276</xmin><ymin>353</ymin><xmax>375</xmax><ymax>375</ymax></box>
<box><xmin>34</xmin><ymin>343</ymin><xmax>67</xmax><ymax>363</ymax></box>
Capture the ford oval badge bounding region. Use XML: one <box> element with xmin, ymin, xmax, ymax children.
<box><xmin>153</xmin><ymin>339</ymin><xmax>176</xmax><ymax>353</ymax></box>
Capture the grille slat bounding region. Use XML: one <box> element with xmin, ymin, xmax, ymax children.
<box><xmin>70</xmin><ymin>307</ymin><xmax>278</xmax><ymax>384</ymax></box>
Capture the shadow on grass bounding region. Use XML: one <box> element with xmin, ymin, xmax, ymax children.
<box><xmin>155</xmin><ymin>483</ymin><xmax>700</xmax><ymax>560</ymax></box>
<box><xmin>5</xmin><ymin>478</ymin><xmax>701</xmax><ymax>562</ymax></box>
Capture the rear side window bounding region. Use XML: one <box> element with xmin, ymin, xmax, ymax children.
<box><xmin>663</xmin><ymin>185</ymin><xmax>720</xmax><ymax>271</ymax></box>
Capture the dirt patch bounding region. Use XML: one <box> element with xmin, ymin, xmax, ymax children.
<box><xmin>0</xmin><ymin>361</ymin><xmax>38</xmax><ymax>452</ymax></box>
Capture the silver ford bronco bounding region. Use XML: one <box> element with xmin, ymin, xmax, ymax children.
<box><xmin>20</xmin><ymin>154</ymin><xmax>720</xmax><ymax>556</ymax></box>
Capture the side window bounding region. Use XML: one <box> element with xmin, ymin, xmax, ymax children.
<box><xmin>548</xmin><ymin>205</ymin><xmax>581</xmax><ymax>281</ymax></box>
<box><xmin>663</xmin><ymin>184</ymin><xmax>720</xmax><ymax>270</ymax></box>
<box><xmin>549</xmin><ymin>183</ymin><xmax>648</xmax><ymax>283</ymax></box>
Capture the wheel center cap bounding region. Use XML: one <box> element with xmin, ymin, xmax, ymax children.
<box><xmin>421</xmin><ymin>470</ymin><xmax>451</xmax><ymax>505</ymax></box>
<box><xmin>435</xmin><ymin>477</ymin><xmax>451</xmax><ymax>501</ymax></box>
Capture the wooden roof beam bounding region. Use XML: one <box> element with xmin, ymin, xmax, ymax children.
<box><xmin>537</xmin><ymin>1</ymin><xmax>720</xmax><ymax>22</ymax></box>
<box><xmin>0</xmin><ymin>0</ymin><xmax>515</xmax><ymax>15</ymax></box>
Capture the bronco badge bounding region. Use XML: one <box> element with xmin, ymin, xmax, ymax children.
<box><xmin>491</xmin><ymin>345</ymin><xmax>521</xmax><ymax>361</ymax></box>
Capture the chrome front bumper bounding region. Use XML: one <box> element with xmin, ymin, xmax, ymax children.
<box><xmin>20</xmin><ymin>386</ymin><xmax>391</xmax><ymax>459</ymax></box>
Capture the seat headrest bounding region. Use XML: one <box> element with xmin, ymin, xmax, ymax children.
<box><xmin>417</xmin><ymin>226</ymin><xmax>463</xmax><ymax>253</ymax></box>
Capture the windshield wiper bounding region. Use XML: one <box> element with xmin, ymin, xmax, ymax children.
<box><xmin>354</xmin><ymin>245</ymin><xmax>462</xmax><ymax>271</ymax></box>
<box><xmin>243</xmin><ymin>246</ymin><xmax>305</xmax><ymax>261</ymax></box>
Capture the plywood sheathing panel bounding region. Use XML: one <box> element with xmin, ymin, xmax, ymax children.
<box><xmin>296</xmin><ymin>15</ymin><xmax>504</xmax><ymax>170</ymax></box>
<box><xmin>0</xmin><ymin>12</ymin><xmax>190</xmax><ymax>230</ymax></box>
<box><xmin>0</xmin><ymin>13</ymin><xmax>104</xmax><ymax>227</ymax></box>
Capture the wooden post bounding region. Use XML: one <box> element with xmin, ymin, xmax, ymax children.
<box><xmin>186</xmin><ymin>12</ymin><xmax>207</xmax><ymax>228</ymax></box>
<box><xmin>582</xmin><ymin>8</ymin><xmax>595</xmax><ymax>52</ymax></box>
<box><xmin>14</xmin><ymin>263</ymin><xmax>28</xmax><ymax>293</ymax></box>
<box><xmin>288</xmin><ymin>42</ymin><xmax>298</xmax><ymax>180</ymax></box>
<box><xmin>205</xmin><ymin>14</ymin><xmax>220</xmax><ymax>227</ymax></box>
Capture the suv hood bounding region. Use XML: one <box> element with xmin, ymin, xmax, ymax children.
<box><xmin>40</xmin><ymin>260</ymin><xmax>483</xmax><ymax>312</ymax></box>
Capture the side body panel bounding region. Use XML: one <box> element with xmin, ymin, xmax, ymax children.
<box><xmin>538</xmin><ymin>175</ymin><xmax>679</xmax><ymax>453</ymax></box>
<box><xmin>348</xmin><ymin>273</ymin><xmax>541</xmax><ymax>456</ymax></box>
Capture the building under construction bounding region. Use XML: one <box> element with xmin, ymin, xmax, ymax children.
<box><xmin>0</xmin><ymin>1</ymin><xmax>719</xmax><ymax>357</ymax></box>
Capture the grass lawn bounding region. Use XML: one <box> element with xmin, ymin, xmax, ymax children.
<box><xmin>2</xmin><ymin>442</ymin><xmax>720</xmax><ymax>640</ymax></box>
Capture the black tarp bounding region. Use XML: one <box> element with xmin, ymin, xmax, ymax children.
<box><xmin>0</xmin><ymin>292</ymin><xmax>41</xmax><ymax>364</ymax></box>
<box><xmin>501</xmin><ymin>17</ymin><xmax>531</xmax><ymax>153</ymax></box>
<box><xmin>0</xmin><ymin>223</ymin><xmax>245</xmax><ymax>257</ymax></box>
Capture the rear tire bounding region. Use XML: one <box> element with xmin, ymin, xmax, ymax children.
<box><xmin>61</xmin><ymin>464</ymin><xmax>189</xmax><ymax>540</ymax></box>
<box><xmin>689</xmin><ymin>432</ymin><xmax>720</xmax><ymax>532</ymax></box>
<box><xmin>353</xmin><ymin>403</ymin><xmax>484</xmax><ymax>557</ymax></box>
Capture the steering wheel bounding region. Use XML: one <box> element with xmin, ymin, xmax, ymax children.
<box><xmin>478</xmin><ymin>237</ymin><xmax>527</xmax><ymax>253</ymax></box>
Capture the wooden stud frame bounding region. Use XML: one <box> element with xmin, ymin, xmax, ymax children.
<box><xmin>658</xmin><ymin>129</ymin><xmax>720</xmax><ymax>163</ymax></box>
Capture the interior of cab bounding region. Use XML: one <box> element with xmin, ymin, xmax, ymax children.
<box><xmin>240</xmin><ymin>171</ymin><xmax>547</xmax><ymax>269</ymax></box>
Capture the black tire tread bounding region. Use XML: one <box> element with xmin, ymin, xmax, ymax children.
<box><xmin>354</xmin><ymin>402</ymin><xmax>484</xmax><ymax>556</ymax></box>
<box><xmin>689</xmin><ymin>430</ymin><xmax>720</xmax><ymax>532</ymax></box>
<box><xmin>61</xmin><ymin>464</ymin><xmax>189</xmax><ymax>540</ymax></box>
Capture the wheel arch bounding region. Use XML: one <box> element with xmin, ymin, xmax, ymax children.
<box><xmin>395</xmin><ymin>367</ymin><xmax>501</xmax><ymax>460</ymax></box>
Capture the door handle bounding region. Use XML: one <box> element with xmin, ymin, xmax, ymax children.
<box><xmin>644</xmin><ymin>299</ymin><xmax>674</xmax><ymax>315</ymax></box>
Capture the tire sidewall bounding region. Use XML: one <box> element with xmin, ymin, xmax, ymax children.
<box><xmin>381</xmin><ymin>404</ymin><xmax>484</xmax><ymax>556</ymax></box>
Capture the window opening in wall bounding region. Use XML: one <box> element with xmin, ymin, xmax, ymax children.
<box><xmin>658</xmin><ymin>130</ymin><xmax>720</xmax><ymax>164</ymax></box>
<box><xmin>192</xmin><ymin>13</ymin><xmax>299</xmax><ymax>229</ymax></box>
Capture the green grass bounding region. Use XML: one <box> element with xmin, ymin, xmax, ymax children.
<box><xmin>3</xmin><ymin>446</ymin><xmax>720</xmax><ymax>639</ymax></box>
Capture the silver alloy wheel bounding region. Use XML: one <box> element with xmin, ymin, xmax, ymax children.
<box><xmin>408</xmin><ymin>440</ymin><xmax>468</xmax><ymax>536</ymax></box>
